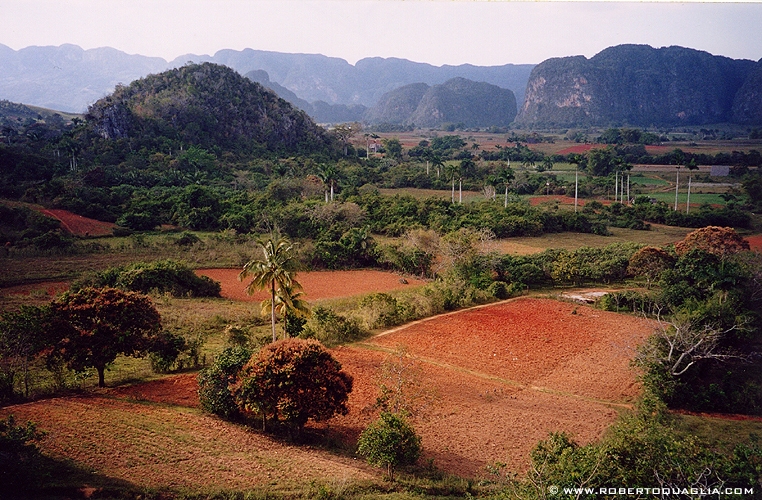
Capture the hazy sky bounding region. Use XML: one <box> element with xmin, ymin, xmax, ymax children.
<box><xmin>3</xmin><ymin>0</ymin><xmax>762</xmax><ymax>66</ymax></box>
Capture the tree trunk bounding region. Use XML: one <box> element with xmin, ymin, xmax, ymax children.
<box><xmin>271</xmin><ymin>280</ymin><xmax>277</xmax><ymax>342</ymax></box>
<box><xmin>459</xmin><ymin>179</ymin><xmax>462</xmax><ymax>204</ymax></box>
<box><xmin>96</xmin><ymin>365</ymin><xmax>106</xmax><ymax>388</ymax></box>
<box><xmin>504</xmin><ymin>185</ymin><xmax>508</xmax><ymax>208</ymax></box>
<box><xmin>451</xmin><ymin>179</ymin><xmax>455</xmax><ymax>203</ymax></box>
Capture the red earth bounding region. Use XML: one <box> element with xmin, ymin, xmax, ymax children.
<box><xmin>196</xmin><ymin>268</ymin><xmax>426</xmax><ymax>302</ymax></box>
<box><xmin>2</xmin><ymin>297</ymin><xmax>655</xmax><ymax>489</ymax></box>
<box><xmin>38</xmin><ymin>208</ymin><xmax>115</xmax><ymax>237</ymax></box>
<box><xmin>746</xmin><ymin>234</ymin><xmax>762</xmax><ymax>252</ymax></box>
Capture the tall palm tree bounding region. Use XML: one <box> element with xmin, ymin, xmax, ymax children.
<box><xmin>431</xmin><ymin>154</ymin><xmax>445</xmax><ymax>179</ymax></box>
<box><xmin>260</xmin><ymin>282</ymin><xmax>311</xmax><ymax>338</ymax></box>
<box><xmin>444</xmin><ymin>162</ymin><xmax>459</xmax><ymax>203</ymax></box>
<box><xmin>317</xmin><ymin>164</ymin><xmax>339</xmax><ymax>202</ymax></box>
<box><xmin>239</xmin><ymin>231</ymin><xmax>300</xmax><ymax>342</ymax></box>
<box><xmin>496</xmin><ymin>166</ymin><xmax>515</xmax><ymax>208</ymax></box>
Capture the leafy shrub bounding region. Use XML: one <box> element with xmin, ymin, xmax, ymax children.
<box><xmin>357</xmin><ymin>293</ymin><xmax>406</xmax><ymax>330</ymax></box>
<box><xmin>74</xmin><ymin>260</ymin><xmax>221</xmax><ymax>297</ymax></box>
<box><xmin>357</xmin><ymin>412</ymin><xmax>422</xmax><ymax>481</ymax></box>
<box><xmin>522</xmin><ymin>404</ymin><xmax>762</xmax><ymax>496</ymax></box>
<box><xmin>175</xmin><ymin>231</ymin><xmax>201</xmax><ymax>246</ymax></box>
<box><xmin>197</xmin><ymin>345</ymin><xmax>254</xmax><ymax>420</ymax></box>
<box><xmin>148</xmin><ymin>331</ymin><xmax>188</xmax><ymax>373</ymax></box>
<box><xmin>230</xmin><ymin>339</ymin><xmax>353</xmax><ymax>438</ymax></box>
<box><xmin>487</xmin><ymin>280</ymin><xmax>510</xmax><ymax>300</ymax></box>
<box><xmin>301</xmin><ymin>306</ymin><xmax>368</xmax><ymax>346</ymax></box>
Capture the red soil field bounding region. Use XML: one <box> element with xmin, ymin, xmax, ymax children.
<box><xmin>2</xmin><ymin>297</ymin><xmax>655</xmax><ymax>489</ymax></box>
<box><xmin>746</xmin><ymin>234</ymin><xmax>762</xmax><ymax>252</ymax></box>
<box><xmin>196</xmin><ymin>268</ymin><xmax>425</xmax><ymax>302</ymax></box>
<box><xmin>38</xmin><ymin>208</ymin><xmax>115</xmax><ymax>237</ymax></box>
<box><xmin>0</xmin><ymin>281</ymin><xmax>69</xmax><ymax>297</ymax></box>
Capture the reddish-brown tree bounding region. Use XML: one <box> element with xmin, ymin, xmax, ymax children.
<box><xmin>50</xmin><ymin>287</ymin><xmax>162</xmax><ymax>387</ymax></box>
<box><xmin>674</xmin><ymin>226</ymin><xmax>750</xmax><ymax>259</ymax></box>
<box><xmin>230</xmin><ymin>338</ymin><xmax>352</xmax><ymax>437</ymax></box>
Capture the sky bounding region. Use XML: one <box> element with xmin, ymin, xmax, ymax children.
<box><xmin>3</xmin><ymin>0</ymin><xmax>762</xmax><ymax>66</ymax></box>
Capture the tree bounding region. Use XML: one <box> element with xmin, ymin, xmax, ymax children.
<box><xmin>0</xmin><ymin>306</ymin><xmax>51</xmax><ymax>399</ymax></box>
<box><xmin>627</xmin><ymin>246</ymin><xmax>675</xmax><ymax>288</ymax></box>
<box><xmin>239</xmin><ymin>231</ymin><xmax>300</xmax><ymax>342</ymax></box>
<box><xmin>586</xmin><ymin>147</ymin><xmax>618</xmax><ymax>177</ymax></box>
<box><xmin>444</xmin><ymin>162</ymin><xmax>459</xmax><ymax>203</ymax></box>
<box><xmin>674</xmin><ymin>226</ymin><xmax>750</xmax><ymax>259</ymax></box>
<box><xmin>496</xmin><ymin>166</ymin><xmax>515</xmax><ymax>208</ymax></box>
<box><xmin>230</xmin><ymin>338</ymin><xmax>353</xmax><ymax>437</ymax></box>
<box><xmin>357</xmin><ymin>411</ymin><xmax>422</xmax><ymax>481</ymax></box>
<box><xmin>457</xmin><ymin>158</ymin><xmax>476</xmax><ymax>204</ymax></box>
<box><xmin>331</xmin><ymin>123</ymin><xmax>357</xmax><ymax>156</ymax></box>
<box><xmin>260</xmin><ymin>282</ymin><xmax>311</xmax><ymax>338</ymax></box>
<box><xmin>49</xmin><ymin>287</ymin><xmax>162</xmax><ymax>387</ymax></box>
<box><xmin>197</xmin><ymin>345</ymin><xmax>253</xmax><ymax>420</ymax></box>
<box><xmin>431</xmin><ymin>154</ymin><xmax>445</xmax><ymax>179</ymax></box>
<box><xmin>316</xmin><ymin>164</ymin><xmax>339</xmax><ymax>202</ymax></box>
<box><xmin>382</xmin><ymin>138</ymin><xmax>403</xmax><ymax>161</ymax></box>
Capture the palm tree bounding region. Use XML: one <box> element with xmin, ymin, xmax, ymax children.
<box><xmin>444</xmin><ymin>162</ymin><xmax>459</xmax><ymax>203</ymax></box>
<box><xmin>458</xmin><ymin>158</ymin><xmax>476</xmax><ymax>204</ymax></box>
<box><xmin>496</xmin><ymin>166</ymin><xmax>515</xmax><ymax>208</ymax></box>
<box><xmin>317</xmin><ymin>164</ymin><xmax>339</xmax><ymax>202</ymax></box>
<box><xmin>260</xmin><ymin>282</ymin><xmax>311</xmax><ymax>338</ymax></box>
<box><xmin>431</xmin><ymin>154</ymin><xmax>445</xmax><ymax>179</ymax></box>
<box><xmin>239</xmin><ymin>231</ymin><xmax>300</xmax><ymax>342</ymax></box>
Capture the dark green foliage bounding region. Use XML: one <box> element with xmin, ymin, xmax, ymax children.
<box><xmin>148</xmin><ymin>331</ymin><xmax>188</xmax><ymax>373</ymax></box>
<box><xmin>523</xmin><ymin>404</ymin><xmax>762</xmax><ymax>497</ymax></box>
<box><xmin>357</xmin><ymin>412</ymin><xmax>422</xmax><ymax>481</ymax></box>
<box><xmin>487</xmin><ymin>280</ymin><xmax>510</xmax><ymax>300</ymax></box>
<box><xmin>0</xmin><ymin>415</ymin><xmax>47</xmax><ymax>493</ymax></box>
<box><xmin>87</xmin><ymin>62</ymin><xmax>333</xmax><ymax>156</ymax></box>
<box><xmin>0</xmin><ymin>205</ymin><xmax>73</xmax><ymax>250</ymax></box>
<box><xmin>197</xmin><ymin>345</ymin><xmax>254</xmax><ymax>420</ymax></box>
<box><xmin>0</xmin><ymin>305</ymin><xmax>51</xmax><ymax>401</ymax></box>
<box><xmin>74</xmin><ymin>260</ymin><xmax>221</xmax><ymax>298</ymax></box>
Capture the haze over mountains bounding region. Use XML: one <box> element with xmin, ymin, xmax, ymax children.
<box><xmin>0</xmin><ymin>43</ymin><xmax>760</xmax><ymax>128</ymax></box>
<box><xmin>0</xmin><ymin>44</ymin><xmax>532</xmax><ymax>121</ymax></box>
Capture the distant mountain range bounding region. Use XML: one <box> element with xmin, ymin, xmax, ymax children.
<box><xmin>0</xmin><ymin>44</ymin><xmax>533</xmax><ymax>122</ymax></box>
<box><xmin>1</xmin><ymin>43</ymin><xmax>760</xmax><ymax>128</ymax></box>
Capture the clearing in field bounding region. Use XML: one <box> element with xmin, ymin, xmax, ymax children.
<box><xmin>1</xmin><ymin>297</ymin><xmax>654</xmax><ymax>490</ymax></box>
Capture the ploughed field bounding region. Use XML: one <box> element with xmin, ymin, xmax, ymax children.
<box><xmin>1</xmin><ymin>296</ymin><xmax>654</xmax><ymax>490</ymax></box>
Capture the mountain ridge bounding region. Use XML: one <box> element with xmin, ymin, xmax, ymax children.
<box><xmin>0</xmin><ymin>44</ymin><xmax>534</xmax><ymax>117</ymax></box>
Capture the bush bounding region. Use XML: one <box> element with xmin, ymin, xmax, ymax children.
<box><xmin>197</xmin><ymin>345</ymin><xmax>254</xmax><ymax>420</ymax></box>
<box><xmin>74</xmin><ymin>260</ymin><xmax>221</xmax><ymax>297</ymax></box>
<box><xmin>301</xmin><ymin>306</ymin><xmax>367</xmax><ymax>346</ymax></box>
<box><xmin>148</xmin><ymin>331</ymin><xmax>187</xmax><ymax>373</ymax></box>
<box><xmin>230</xmin><ymin>339</ymin><xmax>353</xmax><ymax>438</ymax></box>
<box><xmin>357</xmin><ymin>412</ymin><xmax>422</xmax><ymax>481</ymax></box>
